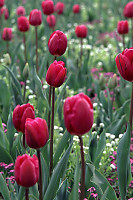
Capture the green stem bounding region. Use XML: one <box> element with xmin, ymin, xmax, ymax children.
<box><xmin>23</xmin><ymin>32</ymin><xmax>27</xmax><ymax>63</ymax></box>
<box><xmin>50</xmin><ymin>87</ymin><xmax>55</xmax><ymax>177</ymax></box>
<box><xmin>25</xmin><ymin>188</ymin><xmax>29</xmax><ymax>200</ymax></box>
<box><xmin>37</xmin><ymin>149</ymin><xmax>43</xmax><ymax>200</ymax></box>
<box><xmin>48</xmin><ymin>85</ymin><xmax>52</xmax><ymax>134</ymax></box>
<box><xmin>122</xmin><ymin>34</ymin><xmax>125</xmax><ymax>50</ymax></box>
<box><xmin>23</xmin><ymin>134</ymin><xmax>26</xmax><ymax>149</ymax></box>
<box><xmin>79</xmin><ymin>136</ymin><xmax>85</xmax><ymax>200</ymax></box>
<box><xmin>129</xmin><ymin>82</ymin><xmax>133</xmax><ymax>135</ymax></box>
<box><xmin>35</xmin><ymin>26</ymin><xmax>39</xmax><ymax>72</ymax></box>
<box><xmin>80</xmin><ymin>38</ymin><xmax>83</xmax><ymax>68</ymax></box>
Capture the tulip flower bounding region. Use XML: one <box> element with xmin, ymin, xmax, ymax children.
<box><xmin>17</xmin><ymin>16</ymin><xmax>30</xmax><ymax>32</ymax></box>
<box><xmin>16</xmin><ymin>6</ymin><xmax>26</xmax><ymax>16</ymax></box>
<box><xmin>73</xmin><ymin>4</ymin><xmax>80</xmax><ymax>14</ymax></box>
<box><xmin>117</xmin><ymin>20</ymin><xmax>129</xmax><ymax>48</ymax></box>
<box><xmin>13</xmin><ymin>103</ymin><xmax>35</xmax><ymax>133</ymax></box>
<box><xmin>42</xmin><ymin>0</ymin><xmax>54</xmax><ymax>15</ymax></box>
<box><xmin>46</xmin><ymin>15</ymin><xmax>56</xmax><ymax>29</ymax></box>
<box><xmin>64</xmin><ymin>93</ymin><xmax>93</xmax><ymax>200</ymax></box>
<box><xmin>48</xmin><ymin>30</ymin><xmax>67</xmax><ymax>56</ymax></box>
<box><xmin>75</xmin><ymin>25</ymin><xmax>88</xmax><ymax>38</ymax></box>
<box><xmin>29</xmin><ymin>9</ymin><xmax>42</xmax><ymax>72</ymax></box>
<box><xmin>115</xmin><ymin>48</ymin><xmax>133</xmax><ymax>82</ymax></box>
<box><xmin>25</xmin><ymin>117</ymin><xmax>49</xmax><ymax>149</ymax></box>
<box><xmin>0</xmin><ymin>7</ymin><xmax>9</xmax><ymax>20</ymax></box>
<box><xmin>0</xmin><ymin>0</ymin><xmax>4</xmax><ymax>8</ymax></box>
<box><xmin>46</xmin><ymin>60</ymin><xmax>66</xmax><ymax>88</ymax></box>
<box><xmin>2</xmin><ymin>27</ymin><xmax>12</xmax><ymax>41</ymax></box>
<box><xmin>64</xmin><ymin>93</ymin><xmax>93</xmax><ymax>136</ymax></box>
<box><xmin>55</xmin><ymin>2</ymin><xmax>64</xmax><ymax>15</ymax></box>
<box><xmin>15</xmin><ymin>154</ymin><xmax>39</xmax><ymax>187</ymax></box>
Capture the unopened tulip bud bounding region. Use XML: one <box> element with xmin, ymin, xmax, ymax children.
<box><xmin>3</xmin><ymin>53</ymin><xmax>11</xmax><ymax>65</ymax></box>
<box><xmin>99</xmin><ymin>74</ymin><xmax>106</xmax><ymax>90</ymax></box>
<box><xmin>23</xmin><ymin>63</ymin><xmax>29</xmax><ymax>80</ymax></box>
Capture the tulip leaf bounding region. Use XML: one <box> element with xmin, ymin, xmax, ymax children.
<box><xmin>7</xmin><ymin>112</ymin><xmax>15</xmax><ymax>151</ymax></box>
<box><xmin>117</xmin><ymin>123</ymin><xmax>131</xmax><ymax>200</ymax></box>
<box><xmin>8</xmin><ymin>179</ymin><xmax>17</xmax><ymax>200</ymax></box>
<box><xmin>86</xmin><ymin>163</ymin><xmax>117</xmax><ymax>200</ymax></box>
<box><xmin>18</xmin><ymin>186</ymin><xmax>25</xmax><ymax>200</ymax></box>
<box><xmin>69</xmin><ymin>159</ymin><xmax>80</xmax><ymax>200</ymax></box>
<box><xmin>0</xmin><ymin>173</ymin><xmax>10</xmax><ymax>200</ymax></box>
<box><xmin>101</xmin><ymin>187</ymin><xmax>109</xmax><ymax>200</ymax></box>
<box><xmin>0</xmin><ymin>144</ymin><xmax>13</xmax><ymax>163</ymax></box>
<box><xmin>0</xmin><ymin>128</ymin><xmax>9</xmax><ymax>151</ymax></box>
<box><xmin>29</xmin><ymin>184</ymin><xmax>39</xmax><ymax>199</ymax></box>
<box><xmin>43</xmin><ymin>142</ymin><xmax>72</xmax><ymax>200</ymax></box>
<box><xmin>54</xmin><ymin>131</ymin><xmax>71</xmax><ymax>167</ymax></box>
<box><xmin>54</xmin><ymin>179</ymin><xmax>69</xmax><ymax>200</ymax></box>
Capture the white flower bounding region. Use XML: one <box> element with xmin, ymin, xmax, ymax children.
<box><xmin>106</xmin><ymin>143</ymin><xmax>111</xmax><ymax>147</ymax></box>
<box><xmin>106</xmin><ymin>133</ymin><xmax>111</xmax><ymax>138</ymax></box>
<box><xmin>119</xmin><ymin>134</ymin><xmax>123</xmax><ymax>139</ymax></box>
<box><xmin>110</xmin><ymin>163</ymin><xmax>116</xmax><ymax>169</ymax></box>
<box><xmin>110</xmin><ymin>134</ymin><xmax>115</xmax><ymax>139</ymax></box>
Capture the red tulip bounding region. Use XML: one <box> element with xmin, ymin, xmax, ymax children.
<box><xmin>17</xmin><ymin>16</ymin><xmax>30</xmax><ymax>32</ymax></box>
<box><xmin>64</xmin><ymin>93</ymin><xmax>93</xmax><ymax>136</ymax></box>
<box><xmin>123</xmin><ymin>1</ymin><xmax>133</xmax><ymax>18</ymax></box>
<box><xmin>48</xmin><ymin>30</ymin><xmax>67</xmax><ymax>56</ymax></box>
<box><xmin>2</xmin><ymin>28</ymin><xmax>12</xmax><ymax>41</ymax></box>
<box><xmin>75</xmin><ymin>25</ymin><xmax>88</xmax><ymax>38</ymax></box>
<box><xmin>25</xmin><ymin>117</ymin><xmax>49</xmax><ymax>149</ymax></box>
<box><xmin>46</xmin><ymin>60</ymin><xmax>66</xmax><ymax>87</ymax></box>
<box><xmin>13</xmin><ymin>103</ymin><xmax>35</xmax><ymax>133</ymax></box>
<box><xmin>0</xmin><ymin>7</ymin><xmax>9</xmax><ymax>20</ymax></box>
<box><xmin>115</xmin><ymin>48</ymin><xmax>133</xmax><ymax>82</ymax></box>
<box><xmin>55</xmin><ymin>2</ymin><xmax>64</xmax><ymax>15</ymax></box>
<box><xmin>0</xmin><ymin>0</ymin><xmax>4</xmax><ymax>8</ymax></box>
<box><xmin>73</xmin><ymin>4</ymin><xmax>80</xmax><ymax>14</ymax></box>
<box><xmin>117</xmin><ymin>20</ymin><xmax>129</xmax><ymax>35</ymax></box>
<box><xmin>42</xmin><ymin>0</ymin><xmax>54</xmax><ymax>15</ymax></box>
<box><xmin>15</xmin><ymin>154</ymin><xmax>39</xmax><ymax>187</ymax></box>
<box><xmin>16</xmin><ymin>6</ymin><xmax>26</xmax><ymax>16</ymax></box>
<box><xmin>46</xmin><ymin>15</ymin><xmax>56</xmax><ymax>27</ymax></box>
<box><xmin>29</xmin><ymin>9</ymin><xmax>42</xmax><ymax>26</ymax></box>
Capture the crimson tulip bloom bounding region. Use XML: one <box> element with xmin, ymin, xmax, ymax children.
<box><xmin>13</xmin><ymin>103</ymin><xmax>35</xmax><ymax>133</ymax></box>
<box><xmin>73</xmin><ymin>4</ymin><xmax>80</xmax><ymax>14</ymax></box>
<box><xmin>117</xmin><ymin>20</ymin><xmax>129</xmax><ymax>35</ymax></box>
<box><xmin>2</xmin><ymin>28</ymin><xmax>12</xmax><ymax>41</ymax></box>
<box><xmin>123</xmin><ymin>1</ymin><xmax>133</xmax><ymax>18</ymax></box>
<box><xmin>25</xmin><ymin>117</ymin><xmax>49</xmax><ymax>149</ymax></box>
<box><xmin>75</xmin><ymin>25</ymin><xmax>88</xmax><ymax>38</ymax></box>
<box><xmin>48</xmin><ymin>30</ymin><xmax>67</xmax><ymax>56</ymax></box>
<box><xmin>16</xmin><ymin>6</ymin><xmax>26</xmax><ymax>16</ymax></box>
<box><xmin>29</xmin><ymin>9</ymin><xmax>42</xmax><ymax>26</ymax></box>
<box><xmin>46</xmin><ymin>60</ymin><xmax>66</xmax><ymax>87</ymax></box>
<box><xmin>0</xmin><ymin>7</ymin><xmax>9</xmax><ymax>20</ymax></box>
<box><xmin>42</xmin><ymin>0</ymin><xmax>54</xmax><ymax>15</ymax></box>
<box><xmin>64</xmin><ymin>93</ymin><xmax>93</xmax><ymax>136</ymax></box>
<box><xmin>46</xmin><ymin>15</ymin><xmax>56</xmax><ymax>28</ymax></box>
<box><xmin>0</xmin><ymin>0</ymin><xmax>4</xmax><ymax>8</ymax></box>
<box><xmin>55</xmin><ymin>2</ymin><xmax>64</xmax><ymax>15</ymax></box>
<box><xmin>15</xmin><ymin>154</ymin><xmax>39</xmax><ymax>187</ymax></box>
<box><xmin>17</xmin><ymin>16</ymin><xmax>30</xmax><ymax>32</ymax></box>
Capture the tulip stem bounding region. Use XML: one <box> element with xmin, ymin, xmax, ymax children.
<box><xmin>122</xmin><ymin>35</ymin><xmax>125</xmax><ymax>49</ymax></box>
<box><xmin>37</xmin><ymin>149</ymin><xmax>43</xmax><ymax>200</ymax></box>
<box><xmin>23</xmin><ymin>80</ymin><xmax>27</xmax><ymax>103</ymax></box>
<box><xmin>23</xmin><ymin>32</ymin><xmax>27</xmax><ymax>63</ymax></box>
<box><xmin>35</xmin><ymin>26</ymin><xmax>39</xmax><ymax>73</ymax></box>
<box><xmin>79</xmin><ymin>136</ymin><xmax>85</xmax><ymax>200</ymax></box>
<box><xmin>48</xmin><ymin>85</ymin><xmax>52</xmax><ymax>133</ymax></box>
<box><xmin>25</xmin><ymin>188</ymin><xmax>29</xmax><ymax>200</ymax></box>
<box><xmin>129</xmin><ymin>82</ymin><xmax>133</xmax><ymax>134</ymax></box>
<box><xmin>80</xmin><ymin>38</ymin><xmax>83</xmax><ymax>68</ymax></box>
<box><xmin>50</xmin><ymin>86</ymin><xmax>55</xmax><ymax>177</ymax></box>
<box><xmin>23</xmin><ymin>134</ymin><xmax>26</xmax><ymax>149</ymax></box>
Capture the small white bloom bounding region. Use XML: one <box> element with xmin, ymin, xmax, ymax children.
<box><xmin>92</xmin><ymin>123</ymin><xmax>97</xmax><ymax>129</ymax></box>
<box><xmin>105</xmin><ymin>133</ymin><xmax>111</xmax><ymax>138</ymax></box>
<box><xmin>119</xmin><ymin>134</ymin><xmax>123</xmax><ymax>139</ymax></box>
<box><xmin>110</xmin><ymin>134</ymin><xmax>115</xmax><ymax>139</ymax></box>
<box><xmin>99</xmin><ymin>123</ymin><xmax>104</xmax><ymax>128</ymax></box>
<box><xmin>106</xmin><ymin>143</ymin><xmax>111</xmax><ymax>147</ymax></box>
<box><xmin>110</xmin><ymin>163</ymin><xmax>116</xmax><ymax>169</ymax></box>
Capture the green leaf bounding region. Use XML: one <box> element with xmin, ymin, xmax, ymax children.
<box><xmin>86</xmin><ymin>163</ymin><xmax>117</xmax><ymax>200</ymax></box>
<box><xmin>43</xmin><ymin>142</ymin><xmax>72</xmax><ymax>200</ymax></box>
<box><xmin>54</xmin><ymin>131</ymin><xmax>71</xmax><ymax>167</ymax></box>
<box><xmin>0</xmin><ymin>173</ymin><xmax>10</xmax><ymax>200</ymax></box>
<box><xmin>69</xmin><ymin>159</ymin><xmax>80</xmax><ymax>200</ymax></box>
<box><xmin>29</xmin><ymin>184</ymin><xmax>39</xmax><ymax>199</ymax></box>
<box><xmin>7</xmin><ymin>112</ymin><xmax>15</xmax><ymax>151</ymax></box>
<box><xmin>101</xmin><ymin>187</ymin><xmax>109</xmax><ymax>200</ymax></box>
<box><xmin>106</xmin><ymin>88</ymin><xmax>112</xmax><ymax>122</ymax></box>
<box><xmin>8</xmin><ymin>179</ymin><xmax>17</xmax><ymax>200</ymax></box>
<box><xmin>117</xmin><ymin>123</ymin><xmax>131</xmax><ymax>200</ymax></box>
<box><xmin>100</xmin><ymin>91</ymin><xmax>108</xmax><ymax>113</ymax></box>
<box><xmin>54</xmin><ymin>179</ymin><xmax>69</xmax><ymax>200</ymax></box>
<box><xmin>18</xmin><ymin>186</ymin><xmax>25</xmax><ymax>200</ymax></box>
<box><xmin>0</xmin><ymin>128</ymin><xmax>9</xmax><ymax>151</ymax></box>
<box><xmin>0</xmin><ymin>145</ymin><xmax>13</xmax><ymax>163</ymax></box>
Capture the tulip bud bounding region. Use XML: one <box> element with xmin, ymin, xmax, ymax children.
<box><xmin>46</xmin><ymin>60</ymin><xmax>66</xmax><ymax>87</ymax></box>
<box><xmin>29</xmin><ymin>9</ymin><xmax>42</xmax><ymax>26</ymax></box>
<box><xmin>13</xmin><ymin>103</ymin><xmax>35</xmax><ymax>133</ymax></box>
<box><xmin>108</xmin><ymin>74</ymin><xmax>117</xmax><ymax>90</ymax></box>
<box><xmin>117</xmin><ymin>20</ymin><xmax>129</xmax><ymax>35</ymax></box>
<box><xmin>115</xmin><ymin>47</ymin><xmax>133</xmax><ymax>82</ymax></box>
<box><xmin>16</xmin><ymin>6</ymin><xmax>26</xmax><ymax>16</ymax></box>
<box><xmin>0</xmin><ymin>7</ymin><xmax>9</xmax><ymax>20</ymax></box>
<box><xmin>48</xmin><ymin>30</ymin><xmax>67</xmax><ymax>56</ymax></box>
<box><xmin>42</xmin><ymin>0</ymin><xmax>54</xmax><ymax>15</ymax></box>
<box><xmin>99</xmin><ymin>73</ymin><xmax>106</xmax><ymax>90</ymax></box>
<box><xmin>75</xmin><ymin>25</ymin><xmax>88</xmax><ymax>38</ymax></box>
<box><xmin>17</xmin><ymin>16</ymin><xmax>30</xmax><ymax>32</ymax></box>
<box><xmin>25</xmin><ymin>117</ymin><xmax>49</xmax><ymax>149</ymax></box>
<box><xmin>46</xmin><ymin>15</ymin><xmax>56</xmax><ymax>28</ymax></box>
<box><xmin>0</xmin><ymin>0</ymin><xmax>4</xmax><ymax>8</ymax></box>
<box><xmin>2</xmin><ymin>28</ymin><xmax>12</xmax><ymax>41</ymax></box>
<box><xmin>55</xmin><ymin>2</ymin><xmax>65</xmax><ymax>15</ymax></box>
<box><xmin>23</xmin><ymin>63</ymin><xmax>29</xmax><ymax>80</ymax></box>
<box><xmin>123</xmin><ymin>1</ymin><xmax>133</xmax><ymax>18</ymax></box>
<box><xmin>73</xmin><ymin>4</ymin><xmax>80</xmax><ymax>14</ymax></box>
<box><xmin>3</xmin><ymin>53</ymin><xmax>11</xmax><ymax>65</ymax></box>
<box><xmin>15</xmin><ymin>154</ymin><xmax>39</xmax><ymax>187</ymax></box>
<box><xmin>64</xmin><ymin>93</ymin><xmax>93</xmax><ymax>136</ymax></box>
